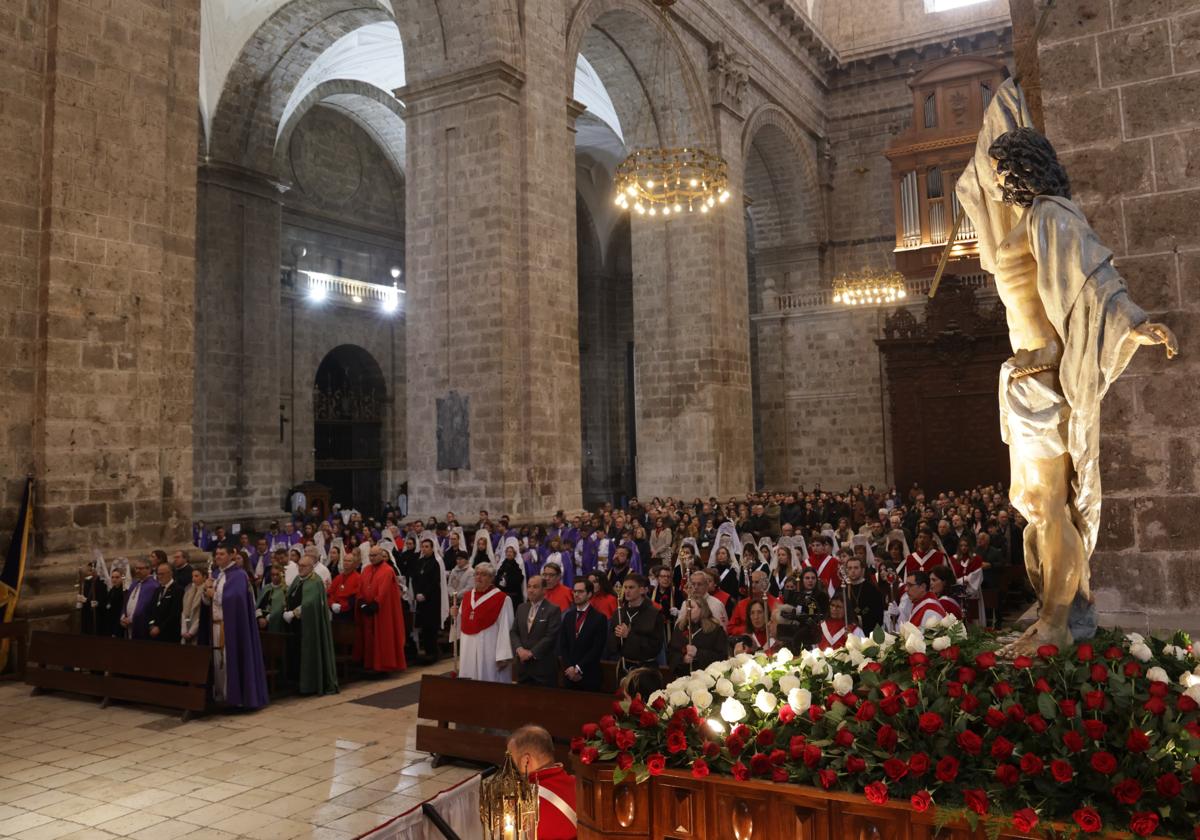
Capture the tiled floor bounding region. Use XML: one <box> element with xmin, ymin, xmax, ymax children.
<box><xmin>0</xmin><ymin>662</ymin><xmax>478</xmax><ymax>840</ymax></box>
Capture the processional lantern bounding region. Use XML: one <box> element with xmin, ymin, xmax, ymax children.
<box><xmin>479</xmin><ymin>753</ymin><xmax>539</xmax><ymax>839</ymax></box>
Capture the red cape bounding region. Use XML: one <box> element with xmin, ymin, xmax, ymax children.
<box><xmin>529</xmin><ymin>764</ymin><xmax>577</xmax><ymax>840</ymax></box>
<box><xmin>328</xmin><ymin>570</ymin><xmax>361</xmax><ymax>612</ymax></box>
<box><xmin>461</xmin><ymin>587</ymin><xmax>506</xmax><ymax>635</ymax></box>
<box><xmin>355</xmin><ymin>562</ymin><xmax>407</xmax><ymax>672</ymax></box>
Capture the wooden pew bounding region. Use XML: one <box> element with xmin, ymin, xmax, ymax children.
<box><xmin>25</xmin><ymin>631</ymin><xmax>211</xmax><ymax>720</ymax></box>
<box><xmin>331</xmin><ymin>621</ymin><xmax>358</xmax><ymax>683</ymax></box>
<box><xmin>416</xmin><ymin>674</ymin><xmax>613</xmax><ymax>767</ymax></box>
<box><xmin>259</xmin><ymin>631</ymin><xmax>288</xmax><ymax>695</ymax></box>
<box><xmin>0</xmin><ymin>620</ymin><xmax>30</xmax><ymax>680</ymax></box>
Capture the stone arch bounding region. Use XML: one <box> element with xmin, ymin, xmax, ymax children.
<box><xmin>741</xmin><ymin>103</ymin><xmax>827</xmax><ymax>249</ymax></box>
<box><xmin>565</xmin><ymin>0</ymin><xmax>715</xmax><ymax>149</ymax></box>
<box><xmin>274</xmin><ymin>80</ymin><xmax>407</xmax><ymax>182</ymax></box>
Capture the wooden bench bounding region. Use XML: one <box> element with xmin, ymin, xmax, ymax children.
<box><xmin>0</xmin><ymin>620</ymin><xmax>30</xmax><ymax>680</ymax></box>
<box><xmin>416</xmin><ymin>674</ymin><xmax>613</xmax><ymax>767</ymax></box>
<box><xmin>259</xmin><ymin>631</ymin><xmax>288</xmax><ymax>695</ymax></box>
<box><xmin>332</xmin><ymin>621</ymin><xmax>358</xmax><ymax>683</ymax></box>
<box><xmin>25</xmin><ymin>631</ymin><xmax>211</xmax><ymax>720</ymax></box>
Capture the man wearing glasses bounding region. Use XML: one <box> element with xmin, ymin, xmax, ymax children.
<box><xmin>906</xmin><ymin>571</ymin><xmax>948</xmax><ymax>629</ymax></box>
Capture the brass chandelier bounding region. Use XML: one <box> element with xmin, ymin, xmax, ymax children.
<box><xmin>832</xmin><ymin>267</ymin><xmax>909</xmax><ymax>306</ymax></box>
<box><xmin>612</xmin><ymin>0</ymin><xmax>731</xmax><ymax>218</ymax></box>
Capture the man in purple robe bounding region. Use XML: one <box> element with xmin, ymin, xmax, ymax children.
<box><xmin>120</xmin><ymin>557</ymin><xmax>160</xmax><ymax>640</ymax></box>
<box><xmin>205</xmin><ymin>546</ymin><xmax>269</xmax><ymax>710</ymax></box>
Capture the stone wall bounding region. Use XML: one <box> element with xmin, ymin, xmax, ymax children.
<box><xmin>811</xmin><ymin>0</ymin><xmax>1011</xmax><ymax>59</ymax></box>
<box><xmin>1019</xmin><ymin>0</ymin><xmax>1200</xmax><ymax>629</ymax></box>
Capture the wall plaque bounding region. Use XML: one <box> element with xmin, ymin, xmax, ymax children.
<box><xmin>436</xmin><ymin>390</ymin><xmax>470</xmax><ymax>471</ymax></box>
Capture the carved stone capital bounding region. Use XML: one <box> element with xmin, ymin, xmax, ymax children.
<box><xmin>708</xmin><ymin>40</ymin><xmax>750</xmax><ymax>115</ymax></box>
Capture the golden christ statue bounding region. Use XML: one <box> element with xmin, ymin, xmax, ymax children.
<box><xmin>956</xmin><ymin>79</ymin><xmax>1178</xmax><ymax>655</ymax></box>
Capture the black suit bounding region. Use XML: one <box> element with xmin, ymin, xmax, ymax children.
<box><xmin>510</xmin><ymin>599</ymin><xmax>563</xmax><ymax>686</ymax></box>
<box><xmin>558</xmin><ymin>604</ymin><xmax>607</xmax><ymax>692</ymax></box>
<box><xmin>410</xmin><ymin>554</ymin><xmax>443</xmax><ymax>662</ymax></box>
<box><xmin>147</xmin><ymin>581</ymin><xmax>182</xmax><ymax>643</ymax></box>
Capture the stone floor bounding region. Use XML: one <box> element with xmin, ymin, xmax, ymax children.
<box><xmin>0</xmin><ymin>661</ymin><xmax>475</xmax><ymax>840</ymax></box>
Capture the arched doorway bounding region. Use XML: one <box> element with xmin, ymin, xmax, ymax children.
<box><xmin>313</xmin><ymin>345</ymin><xmax>387</xmax><ymax>514</ymax></box>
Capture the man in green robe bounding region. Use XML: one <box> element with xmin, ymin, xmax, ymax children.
<box><xmin>256</xmin><ymin>564</ymin><xmax>287</xmax><ymax>633</ymax></box>
<box><xmin>283</xmin><ymin>553</ymin><xmax>339</xmax><ymax>695</ymax></box>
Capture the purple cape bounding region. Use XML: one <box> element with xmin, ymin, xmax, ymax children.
<box><xmin>217</xmin><ymin>565</ymin><xmax>269</xmax><ymax>709</ymax></box>
<box><xmin>124</xmin><ymin>578</ymin><xmax>160</xmax><ymax>639</ymax></box>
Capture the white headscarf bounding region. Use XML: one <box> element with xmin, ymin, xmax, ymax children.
<box><xmin>711</xmin><ymin>521</ymin><xmax>741</xmax><ymax>567</ymax></box>
<box><xmin>501</xmin><ymin>535</ymin><xmax>527</xmax><ymax>588</ymax></box>
<box><xmin>470</xmin><ymin>528</ymin><xmax>497</xmax><ymax>565</ymax></box>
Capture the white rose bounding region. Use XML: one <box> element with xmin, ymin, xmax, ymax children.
<box><xmin>848</xmin><ymin>649</ymin><xmax>866</xmax><ymax>668</ymax></box>
<box><xmin>743</xmin><ymin>662</ymin><xmax>764</xmax><ymax>685</ymax></box>
<box><xmin>754</xmin><ymin>689</ymin><xmax>778</xmax><ymax>715</ymax></box>
<box><xmin>832</xmin><ymin>673</ymin><xmax>853</xmax><ymax>695</ymax></box>
<box><xmin>666</xmin><ymin>678</ymin><xmax>688</xmax><ymax>693</ymax></box>
<box><xmin>1187</xmin><ymin>684</ymin><xmax>1200</xmax><ymax>705</ymax></box>
<box><xmin>1146</xmin><ymin>666</ymin><xmax>1169</xmax><ymax>684</ymax></box>
<box><xmin>1131</xmin><ymin>643</ymin><xmax>1153</xmax><ymax>663</ymax></box>
<box><xmin>669</xmin><ymin>690</ymin><xmax>689</xmax><ymax>708</ymax></box>
<box><xmin>734</xmin><ymin>652</ymin><xmax>753</xmax><ymax>667</ymax></box>
<box><xmin>897</xmin><ymin>621</ymin><xmax>918</xmax><ymax>640</ymax></box>
<box><xmin>1180</xmin><ymin>673</ymin><xmax>1200</xmax><ymax>689</ymax></box>
<box><xmin>844</xmin><ymin>634</ymin><xmax>861</xmax><ymax>652</ymax></box>
<box><xmin>715</xmin><ymin>678</ymin><xmax>735</xmax><ymax>698</ymax></box>
<box><xmin>787</xmin><ymin>687</ymin><xmax>812</xmax><ymax>714</ymax></box>
<box><xmin>1126</xmin><ymin>632</ymin><xmax>1145</xmax><ymax>645</ymax></box>
<box><xmin>691</xmin><ymin>689</ymin><xmax>713</xmax><ymax>710</ymax></box>
<box><xmin>779</xmin><ymin>674</ymin><xmax>801</xmax><ymax>695</ymax></box>
<box><xmin>706</xmin><ymin>662</ymin><xmax>727</xmax><ymax>679</ymax></box>
<box><xmin>881</xmin><ymin>632</ymin><xmax>897</xmax><ymax>650</ymax></box>
<box><xmin>720</xmin><ymin>697</ymin><xmax>746</xmax><ymax>723</ymax></box>
<box><xmin>729</xmin><ymin>667</ymin><xmax>746</xmax><ymax>686</ymax></box>
<box><xmin>774</xmin><ymin>647</ymin><xmax>794</xmax><ymax>666</ymax></box>
<box><xmin>758</xmin><ymin>673</ymin><xmax>774</xmax><ymax>691</ymax></box>
<box><xmin>687</xmin><ymin>678</ymin><xmax>706</xmax><ymax>695</ymax></box>
<box><xmin>931</xmin><ymin>636</ymin><xmax>952</xmax><ymax>651</ymax></box>
<box><xmin>904</xmin><ymin>633</ymin><xmax>927</xmax><ymax>654</ymax></box>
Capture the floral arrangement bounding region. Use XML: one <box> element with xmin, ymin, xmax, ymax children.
<box><xmin>571</xmin><ymin>618</ymin><xmax>1200</xmax><ymax>838</ymax></box>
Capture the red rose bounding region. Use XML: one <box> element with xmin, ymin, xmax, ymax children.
<box><xmin>993</xmin><ymin>680</ymin><xmax>1013</xmax><ymax>699</ymax></box>
<box><xmin>1062</xmin><ymin>730</ymin><xmax>1084</xmax><ymax>753</ymax></box>
<box><xmin>1126</xmin><ymin>729</ymin><xmax>1151</xmax><ymax>753</ymax></box>
<box><xmin>963</xmin><ymin>788</ymin><xmax>988</xmax><ymax>815</ymax></box>
<box><xmin>1019</xmin><ymin>753</ymin><xmax>1043</xmax><ymax>775</ymax></box>
<box><xmin>863</xmin><ymin>781</ymin><xmax>888</xmax><ymax>805</ymax></box>
<box><xmin>908</xmin><ymin>752</ymin><xmax>930</xmax><ymax>775</ymax></box>
<box><xmin>769</xmin><ymin>749</ymin><xmax>786</xmax><ymax>766</ymax></box>
<box><xmin>909</xmin><ymin>652</ymin><xmax>929</xmax><ymax>666</ymax></box>
<box><xmin>960</xmin><ymin>694</ymin><xmax>980</xmax><ymax>713</ymax></box>
<box><xmin>750</xmin><ymin>753</ymin><xmax>772</xmax><ymax>777</ymax></box>
<box><xmin>1007</xmin><ymin>703</ymin><xmax>1027</xmax><ymax>723</ymax></box>
<box><xmin>1037</xmin><ymin>644</ymin><xmax>1059</xmax><ymax>659</ymax></box>
<box><xmin>1073</xmin><ymin>807</ymin><xmax>1102</xmax><ymax>833</ymax></box>
<box><xmin>834</xmin><ymin>728</ymin><xmax>854</xmax><ymax>749</ymax></box>
<box><xmin>771</xmin><ymin>766</ymin><xmax>788</xmax><ymax>783</ymax></box>
<box><xmin>691</xmin><ymin>758</ymin><xmax>709</xmax><ymax>778</ymax></box>
<box><xmin>876</xmin><ymin>724</ymin><xmax>898</xmax><ymax>752</ymax></box>
<box><xmin>880</xmin><ymin>681</ymin><xmax>900</xmax><ymax>697</ymax></box>
<box><xmin>646</xmin><ymin>753</ymin><xmax>666</xmax><ymax>775</ymax></box>
<box><xmin>756</xmin><ymin>728</ymin><xmax>776</xmax><ymax>747</ymax></box>
<box><xmin>917</xmin><ymin>712</ymin><xmax>943</xmax><ymax>734</ymax></box>
<box><xmin>1012</xmin><ymin>808</ymin><xmax>1039</xmax><ymax>833</ymax></box>
<box><xmin>1050</xmin><ymin>759</ymin><xmax>1073</xmax><ymax>782</ymax></box>
<box><xmin>1157</xmin><ymin>771</ymin><xmax>1181</xmax><ymax>798</ymax></box>
<box><xmin>817</xmin><ymin>769</ymin><xmax>837</xmax><ymax>790</ymax></box>
<box><xmin>629</xmin><ymin>697</ymin><xmax>645</xmax><ymax>715</ymax></box>
<box><xmin>803</xmin><ymin>744</ymin><xmax>822</xmax><ymax>768</ymax></box>
<box><xmin>1149</xmin><ymin>682</ymin><xmax>1169</xmax><ymax>698</ymax></box>
<box><xmin>616</xmin><ymin>728</ymin><xmax>637</xmax><ymax>750</ymax></box>
<box><xmin>1179</xmin><ymin>695</ymin><xmax>1199</xmax><ymax>713</ymax></box>
<box><xmin>1083</xmin><ymin>690</ymin><xmax>1105</xmax><ymax>711</ymax></box>
<box><xmin>841</xmin><ymin>693</ymin><xmax>860</xmax><ymax>708</ymax></box>
<box><xmin>990</xmin><ymin>736</ymin><xmax>1014</xmax><ymax>760</ymax></box>
<box><xmin>1112</xmin><ymin>778</ymin><xmax>1142</xmax><ymax>805</ymax></box>
<box><xmin>1026</xmin><ymin>713</ymin><xmax>1048</xmax><ymax>734</ymax></box>
<box><xmin>617</xmin><ymin>752</ymin><xmax>633</xmax><ymax>770</ymax></box>
<box><xmin>984</xmin><ymin>708</ymin><xmax>1007</xmax><ymax>729</ymax></box>
<box><xmin>1188</xmin><ymin>721</ymin><xmax>1200</xmax><ymax>740</ymax></box>
<box><xmin>667</xmin><ymin>730</ymin><xmax>688</xmax><ymax>754</ymax></box>
<box><xmin>846</xmin><ymin>755</ymin><xmax>866</xmax><ymax>773</ymax></box>
<box><xmin>995</xmin><ymin>763</ymin><xmax>1019</xmax><ymax>786</ymax></box>
<box><xmin>580</xmin><ymin>746</ymin><xmax>599</xmax><ymax>765</ymax></box>
<box><xmin>910</xmin><ymin>665</ymin><xmax>928</xmax><ymax>681</ymax></box>
<box><xmin>703</xmin><ymin>741</ymin><xmax>720</xmax><ymax>758</ymax></box>
<box><xmin>1104</xmin><ymin>645</ymin><xmax>1122</xmax><ymax>660</ymax></box>
<box><xmin>880</xmin><ymin>695</ymin><xmax>902</xmax><ymax>716</ymax></box>
<box><xmin>582</xmin><ymin>723</ymin><xmax>599</xmax><ymax>738</ymax></box>
<box><xmin>946</xmin><ymin>681</ymin><xmax>964</xmax><ymax>698</ymax></box>
<box><xmin>1090</xmin><ymin>663</ymin><xmax>1109</xmax><ymax>683</ymax></box>
<box><xmin>910</xmin><ymin>790</ymin><xmax>932</xmax><ymax>812</ymax></box>
<box><xmin>570</xmin><ymin>737</ymin><xmax>585</xmax><ymax>754</ymax></box>
<box><xmin>1089</xmin><ymin>751</ymin><xmax>1117</xmax><ymax>774</ymax></box>
<box><xmin>1076</xmin><ymin>642</ymin><xmax>1094</xmax><ymax>661</ymax></box>
<box><xmin>902</xmin><ymin>688</ymin><xmax>919</xmax><ymax>708</ymax></box>
<box><xmin>1013</xmin><ymin>655</ymin><xmax>1033</xmax><ymax>669</ymax></box>
<box><xmin>651</xmin><ymin>695</ymin><xmax>666</xmax><ymax>710</ymax></box>
<box><xmin>1059</xmin><ymin>699</ymin><xmax>1078</xmax><ymax>718</ymax></box>
<box><xmin>788</xmin><ymin>735</ymin><xmax>806</xmax><ymax>759</ymax></box>
<box><xmin>975</xmin><ymin>652</ymin><xmax>997</xmax><ymax>669</ymax></box>
<box><xmin>935</xmin><ymin>755</ymin><xmax>959</xmax><ymax>782</ymax></box>
<box><xmin>1083</xmin><ymin>719</ymin><xmax>1107</xmax><ymax>740</ymax></box>
<box><xmin>731</xmin><ymin>761</ymin><xmax>749</xmax><ymax>781</ymax></box>
<box><xmin>808</xmin><ymin>705</ymin><xmax>824</xmax><ymax>722</ymax></box>
<box><xmin>863</xmin><ymin>661</ymin><xmax>883</xmax><ymax>673</ymax></box>
<box><xmin>602</xmin><ymin>729</ymin><xmax>617</xmax><ymax>745</ymax></box>
<box><xmin>1034</xmin><ymin>677</ymin><xmax>1052</xmax><ymax>693</ymax></box>
<box><xmin>1129</xmin><ymin>812</ymin><xmax>1159</xmax><ymax>838</ymax></box>
<box><xmin>956</xmin><ymin>730</ymin><xmax>983</xmax><ymax>755</ymax></box>
<box><xmin>883</xmin><ymin>757</ymin><xmax>908</xmax><ymax>781</ymax></box>
<box><xmin>940</xmin><ymin>645</ymin><xmax>960</xmax><ymax>661</ymax></box>
<box><xmin>639</xmin><ymin>710</ymin><xmax>658</xmax><ymax>728</ymax></box>
<box><xmin>1144</xmin><ymin>696</ymin><xmax>1167</xmax><ymax>716</ymax></box>
<box><xmin>855</xmin><ymin>701</ymin><xmax>877</xmax><ymax>723</ymax></box>
<box><xmin>1193</xmin><ymin>765</ymin><xmax>1200</xmax><ymax>785</ymax></box>
<box><xmin>777</xmin><ymin>704</ymin><xmax>795</xmax><ymax>724</ymax></box>
<box><xmin>1124</xmin><ymin>661</ymin><xmax>1142</xmax><ymax>678</ymax></box>
<box><xmin>958</xmin><ymin>666</ymin><xmax>977</xmax><ymax>684</ymax></box>
<box><xmin>726</xmin><ymin>736</ymin><xmax>745</xmax><ymax>756</ymax></box>
<box><xmin>599</xmin><ymin>715</ymin><xmax>615</xmax><ymax>729</ymax></box>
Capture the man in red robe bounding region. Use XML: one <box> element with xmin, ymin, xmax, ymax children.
<box><xmin>805</xmin><ymin>536</ymin><xmax>839</xmax><ymax>596</ymax></box>
<box><xmin>817</xmin><ymin>594</ymin><xmax>863</xmax><ymax>650</ymax></box>
<box><xmin>906</xmin><ymin>571</ymin><xmax>948</xmax><ymax>628</ymax></box>
<box><xmin>506</xmin><ymin>724</ymin><xmax>577</xmax><ymax>840</ymax></box>
<box><xmin>328</xmin><ymin>551</ymin><xmax>361</xmax><ymax>623</ymax></box>
<box><xmin>450</xmin><ymin>563</ymin><xmax>513</xmax><ymax>682</ymax></box>
<box><xmin>903</xmin><ymin>528</ymin><xmax>946</xmax><ymax>577</ymax></box>
<box><xmin>355</xmin><ymin>545</ymin><xmax>407</xmax><ymax>672</ymax></box>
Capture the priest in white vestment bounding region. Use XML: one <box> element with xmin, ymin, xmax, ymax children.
<box><xmin>450</xmin><ymin>562</ymin><xmax>514</xmax><ymax>683</ymax></box>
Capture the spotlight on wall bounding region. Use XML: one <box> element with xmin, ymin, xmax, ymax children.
<box><xmin>309</xmin><ymin>282</ymin><xmax>326</xmax><ymax>303</ymax></box>
<box><xmin>382</xmin><ymin>284</ymin><xmax>400</xmax><ymax>314</ymax></box>
<box><xmin>352</xmin><ymin>294</ymin><xmax>363</xmax><ymax>304</ymax></box>
<box><xmin>390</xmin><ymin>266</ymin><xmax>402</xmax><ymax>280</ymax></box>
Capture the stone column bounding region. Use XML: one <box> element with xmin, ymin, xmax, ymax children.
<box><xmin>629</xmin><ymin>46</ymin><xmax>755</xmax><ymax>498</ymax></box>
<box><xmin>399</xmin><ymin>53</ymin><xmax>583</xmax><ymax>518</ymax></box>
<box><xmin>193</xmin><ymin>166</ymin><xmax>285</xmax><ymax>524</ymax></box>
<box><xmin>9</xmin><ymin>1</ymin><xmax>199</xmax><ymax>619</ymax></box>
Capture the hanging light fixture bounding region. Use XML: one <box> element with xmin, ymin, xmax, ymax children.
<box><xmin>479</xmin><ymin>754</ymin><xmax>539</xmax><ymax>839</ymax></box>
<box><xmin>612</xmin><ymin>0</ymin><xmax>731</xmax><ymax>218</ymax></box>
<box><xmin>832</xmin><ymin>267</ymin><xmax>908</xmax><ymax>307</ymax></box>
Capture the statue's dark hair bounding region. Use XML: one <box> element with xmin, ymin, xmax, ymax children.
<box><xmin>988</xmin><ymin>127</ymin><xmax>1071</xmax><ymax>207</ymax></box>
